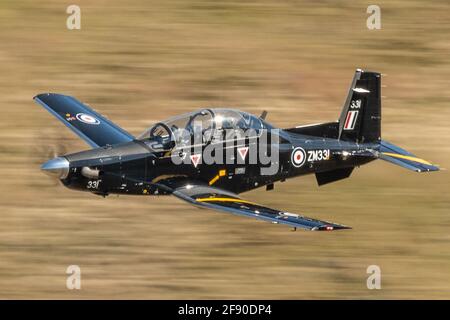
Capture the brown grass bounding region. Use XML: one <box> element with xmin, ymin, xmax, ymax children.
<box><xmin>0</xmin><ymin>0</ymin><xmax>449</xmax><ymax>299</ymax></box>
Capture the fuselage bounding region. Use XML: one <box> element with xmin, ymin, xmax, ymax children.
<box><xmin>53</xmin><ymin>128</ymin><xmax>377</xmax><ymax>197</ymax></box>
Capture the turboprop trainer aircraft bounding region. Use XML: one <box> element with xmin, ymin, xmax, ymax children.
<box><xmin>35</xmin><ymin>69</ymin><xmax>439</xmax><ymax>231</ymax></box>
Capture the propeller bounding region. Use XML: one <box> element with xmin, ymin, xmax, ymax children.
<box><xmin>31</xmin><ymin>129</ymin><xmax>70</xmax><ymax>183</ymax></box>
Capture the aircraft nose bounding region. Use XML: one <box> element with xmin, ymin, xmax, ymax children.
<box><xmin>41</xmin><ymin>157</ymin><xmax>70</xmax><ymax>179</ymax></box>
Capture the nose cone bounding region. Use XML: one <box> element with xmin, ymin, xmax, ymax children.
<box><xmin>41</xmin><ymin>157</ymin><xmax>70</xmax><ymax>179</ymax></box>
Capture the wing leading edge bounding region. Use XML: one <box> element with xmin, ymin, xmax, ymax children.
<box><xmin>169</xmin><ymin>183</ymin><xmax>350</xmax><ymax>231</ymax></box>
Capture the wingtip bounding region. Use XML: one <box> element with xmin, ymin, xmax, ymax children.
<box><xmin>33</xmin><ymin>93</ymin><xmax>50</xmax><ymax>101</ymax></box>
<box><xmin>333</xmin><ymin>225</ymin><xmax>352</xmax><ymax>231</ymax></box>
<box><xmin>417</xmin><ymin>165</ymin><xmax>440</xmax><ymax>173</ymax></box>
<box><xmin>33</xmin><ymin>93</ymin><xmax>66</xmax><ymax>101</ymax></box>
<box><xmin>314</xmin><ymin>224</ymin><xmax>352</xmax><ymax>231</ymax></box>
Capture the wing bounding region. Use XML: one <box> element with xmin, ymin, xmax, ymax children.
<box><xmin>166</xmin><ymin>182</ymin><xmax>350</xmax><ymax>231</ymax></box>
<box><xmin>34</xmin><ymin>93</ymin><xmax>134</xmax><ymax>148</ymax></box>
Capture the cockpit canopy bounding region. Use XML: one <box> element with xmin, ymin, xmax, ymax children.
<box><xmin>138</xmin><ymin>108</ymin><xmax>272</xmax><ymax>148</ymax></box>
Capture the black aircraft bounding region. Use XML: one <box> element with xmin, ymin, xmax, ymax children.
<box><xmin>35</xmin><ymin>69</ymin><xmax>439</xmax><ymax>231</ymax></box>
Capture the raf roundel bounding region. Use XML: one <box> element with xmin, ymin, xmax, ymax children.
<box><xmin>76</xmin><ymin>113</ymin><xmax>100</xmax><ymax>125</ymax></box>
<box><xmin>291</xmin><ymin>147</ymin><xmax>306</xmax><ymax>167</ymax></box>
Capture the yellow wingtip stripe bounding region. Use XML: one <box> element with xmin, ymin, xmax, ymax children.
<box><xmin>196</xmin><ymin>197</ymin><xmax>256</xmax><ymax>205</ymax></box>
<box><xmin>382</xmin><ymin>152</ymin><xmax>433</xmax><ymax>166</ymax></box>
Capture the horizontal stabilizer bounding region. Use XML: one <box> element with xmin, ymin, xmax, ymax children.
<box><xmin>379</xmin><ymin>140</ymin><xmax>439</xmax><ymax>172</ymax></box>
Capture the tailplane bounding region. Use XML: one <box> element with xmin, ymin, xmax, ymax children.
<box><xmin>377</xmin><ymin>140</ymin><xmax>439</xmax><ymax>172</ymax></box>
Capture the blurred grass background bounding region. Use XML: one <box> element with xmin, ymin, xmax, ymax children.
<box><xmin>0</xmin><ymin>0</ymin><xmax>449</xmax><ymax>298</ymax></box>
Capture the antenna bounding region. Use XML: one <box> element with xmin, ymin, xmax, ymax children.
<box><xmin>260</xmin><ymin>110</ymin><xmax>268</xmax><ymax>120</ymax></box>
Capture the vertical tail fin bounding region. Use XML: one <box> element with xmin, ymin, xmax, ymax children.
<box><xmin>338</xmin><ymin>69</ymin><xmax>381</xmax><ymax>143</ymax></box>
